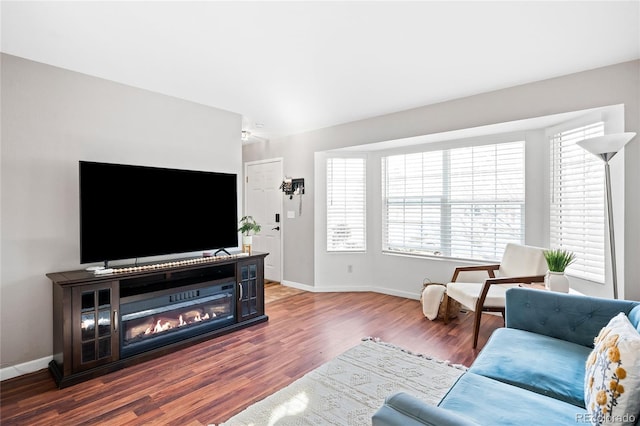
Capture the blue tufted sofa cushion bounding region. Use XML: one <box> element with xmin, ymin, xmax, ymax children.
<box><xmin>505</xmin><ymin>288</ymin><xmax>639</xmax><ymax>348</ymax></box>
<box><xmin>438</xmin><ymin>372</ymin><xmax>586</xmax><ymax>426</ymax></box>
<box><xmin>469</xmin><ymin>327</ymin><xmax>591</xmax><ymax>407</ymax></box>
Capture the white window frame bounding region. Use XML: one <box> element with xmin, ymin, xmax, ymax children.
<box><xmin>326</xmin><ymin>156</ymin><xmax>367</xmax><ymax>252</ymax></box>
<box><xmin>549</xmin><ymin>120</ymin><xmax>605</xmax><ymax>283</ymax></box>
<box><xmin>382</xmin><ymin>140</ymin><xmax>525</xmax><ymax>262</ymax></box>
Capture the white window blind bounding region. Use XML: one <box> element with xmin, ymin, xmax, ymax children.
<box><xmin>382</xmin><ymin>141</ymin><xmax>525</xmax><ymax>261</ymax></box>
<box><xmin>550</xmin><ymin>122</ymin><xmax>605</xmax><ymax>283</ymax></box>
<box><xmin>327</xmin><ymin>157</ymin><xmax>366</xmax><ymax>251</ymax></box>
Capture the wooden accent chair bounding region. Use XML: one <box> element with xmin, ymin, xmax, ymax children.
<box><xmin>442</xmin><ymin>243</ymin><xmax>548</xmax><ymax>348</ymax></box>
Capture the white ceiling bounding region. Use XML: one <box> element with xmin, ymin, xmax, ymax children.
<box><xmin>2</xmin><ymin>1</ymin><xmax>639</xmax><ymax>141</ymax></box>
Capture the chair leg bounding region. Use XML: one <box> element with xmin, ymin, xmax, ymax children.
<box><xmin>442</xmin><ymin>294</ymin><xmax>450</xmax><ymax>324</ymax></box>
<box><xmin>472</xmin><ymin>310</ymin><xmax>482</xmax><ymax>349</ymax></box>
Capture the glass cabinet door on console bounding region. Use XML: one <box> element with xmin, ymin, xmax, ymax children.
<box><xmin>237</xmin><ymin>259</ymin><xmax>264</xmax><ymax>321</ymax></box>
<box><xmin>71</xmin><ymin>282</ymin><xmax>119</xmax><ymax>371</ymax></box>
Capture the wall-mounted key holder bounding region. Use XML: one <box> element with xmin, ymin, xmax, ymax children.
<box><xmin>280</xmin><ymin>178</ymin><xmax>305</xmax><ymax>199</ymax></box>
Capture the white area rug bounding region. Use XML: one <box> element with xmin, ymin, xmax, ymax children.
<box><xmin>222</xmin><ymin>337</ymin><xmax>467</xmax><ymax>426</ymax></box>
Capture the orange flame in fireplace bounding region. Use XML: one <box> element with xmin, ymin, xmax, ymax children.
<box><xmin>136</xmin><ymin>310</ymin><xmax>217</xmax><ymax>339</ymax></box>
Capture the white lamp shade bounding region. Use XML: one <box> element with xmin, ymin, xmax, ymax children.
<box><xmin>576</xmin><ymin>132</ymin><xmax>636</xmax><ymax>159</ymax></box>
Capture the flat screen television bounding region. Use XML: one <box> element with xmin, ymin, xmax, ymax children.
<box><xmin>79</xmin><ymin>161</ymin><xmax>238</xmax><ymax>264</ymax></box>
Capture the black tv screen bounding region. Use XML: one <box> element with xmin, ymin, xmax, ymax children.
<box><xmin>79</xmin><ymin>161</ymin><xmax>238</xmax><ymax>264</ymax></box>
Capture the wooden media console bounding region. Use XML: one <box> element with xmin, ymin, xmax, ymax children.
<box><xmin>47</xmin><ymin>252</ymin><xmax>268</xmax><ymax>388</ymax></box>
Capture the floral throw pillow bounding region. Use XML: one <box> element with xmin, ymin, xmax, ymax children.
<box><xmin>584</xmin><ymin>313</ymin><xmax>640</xmax><ymax>425</ymax></box>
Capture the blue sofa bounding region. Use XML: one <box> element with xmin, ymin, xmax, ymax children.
<box><xmin>373</xmin><ymin>288</ymin><xmax>640</xmax><ymax>426</ymax></box>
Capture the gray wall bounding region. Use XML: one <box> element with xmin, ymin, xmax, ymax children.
<box><xmin>0</xmin><ymin>54</ymin><xmax>242</xmax><ymax>373</ymax></box>
<box><xmin>243</xmin><ymin>60</ymin><xmax>640</xmax><ymax>300</ymax></box>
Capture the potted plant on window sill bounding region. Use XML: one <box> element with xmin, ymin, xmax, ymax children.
<box><xmin>543</xmin><ymin>249</ymin><xmax>576</xmax><ymax>293</ymax></box>
<box><xmin>238</xmin><ymin>216</ymin><xmax>261</xmax><ymax>255</ymax></box>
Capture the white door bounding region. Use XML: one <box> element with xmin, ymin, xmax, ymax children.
<box><xmin>245</xmin><ymin>159</ymin><xmax>283</xmax><ymax>282</ymax></box>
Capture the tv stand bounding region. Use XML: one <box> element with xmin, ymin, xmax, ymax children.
<box><xmin>47</xmin><ymin>252</ymin><xmax>268</xmax><ymax>388</ymax></box>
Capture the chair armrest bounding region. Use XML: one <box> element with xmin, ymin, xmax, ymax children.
<box><xmin>505</xmin><ymin>287</ymin><xmax>640</xmax><ymax>347</ymax></box>
<box><xmin>475</xmin><ymin>275</ymin><xmax>545</xmax><ymax>312</ymax></box>
<box><xmin>451</xmin><ymin>264</ymin><xmax>500</xmax><ymax>282</ymax></box>
<box><xmin>372</xmin><ymin>392</ymin><xmax>480</xmax><ymax>426</ymax></box>
<box><xmin>484</xmin><ymin>275</ymin><xmax>545</xmax><ymax>285</ymax></box>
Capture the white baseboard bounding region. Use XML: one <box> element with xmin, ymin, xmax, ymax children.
<box><xmin>281</xmin><ymin>280</ymin><xmax>315</xmax><ymax>292</ymax></box>
<box><xmin>1</xmin><ymin>355</ymin><xmax>52</xmax><ymax>382</ymax></box>
<box><xmin>281</xmin><ymin>280</ymin><xmax>419</xmax><ymax>300</ymax></box>
<box><xmin>368</xmin><ymin>286</ymin><xmax>420</xmax><ymax>300</ymax></box>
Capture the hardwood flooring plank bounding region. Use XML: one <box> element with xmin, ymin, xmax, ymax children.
<box><xmin>1</xmin><ymin>289</ymin><xmax>502</xmax><ymax>425</ymax></box>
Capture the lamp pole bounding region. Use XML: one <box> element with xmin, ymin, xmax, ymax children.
<box><xmin>577</xmin><ymin>132</ymin><xmax>636</xmax><ymax>300</ymax></box>
<box><xmin>603</xmin><ymin>158</ymin><xmax>617</xmax><ymax>299</ymax></box>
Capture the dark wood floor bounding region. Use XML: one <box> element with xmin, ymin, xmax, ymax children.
<box><xmin>0</xmin><ymin>287</ymin><xmax>502</xmax><ymax>425</ymax></box>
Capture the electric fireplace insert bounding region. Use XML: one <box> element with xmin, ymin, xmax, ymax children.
<box><xmin>120</xmin><ymin>282</ymin><xmax>235</xmax><ymax>358</ymax></box>
<box><xmin>118</xmin><ymin>263</ymin><xmax>237</xmax><ymax>358</ymax></box>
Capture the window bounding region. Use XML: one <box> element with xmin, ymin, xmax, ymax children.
<box><xmin>382</xmin><ymin>141</ymin><xmax>525</xmax><ymax>261</ymax></box>
<box><xmin>326</xmin><ymin>157</ymin><xmax>366</xmax><ymax>251</ymax></box>
<box><xmin>550</xmin><ymin>122</ymin><xmax>605</xmax><ymax>283</ymax></box>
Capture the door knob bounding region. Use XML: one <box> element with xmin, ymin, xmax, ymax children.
<box><xmin>272</xmin><ymin>226</ymin><xmax>280</xmax><ymax>231</ymax></box>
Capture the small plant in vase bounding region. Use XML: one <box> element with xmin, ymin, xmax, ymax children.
<box><xmin>238</xmin><ymin>216</ymin><xmax>261</xmax><ymax>254</ymax></box>
<box><xmin>543</xmin><ymin>249</ymin><xmax>576</xmax><ymax>293</ymax></box>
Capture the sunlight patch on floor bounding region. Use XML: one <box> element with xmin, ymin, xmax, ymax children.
<box><xmin>268</xmin><ymin>391</ymin><xmax>310</xmax><ymax>426</ymax></box>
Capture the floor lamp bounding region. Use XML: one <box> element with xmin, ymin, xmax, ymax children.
<box><xmin>577</xmin><ymin>132</ymin><xmax>636</xmax><ymax>299</ymax></box>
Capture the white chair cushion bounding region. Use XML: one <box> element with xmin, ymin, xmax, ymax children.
<box><xmin>454</xmin><ymin>269</ymin><xmax>495</xmax><ymax>282</ymax></box>
<box><xmin>446</xmin><ymin>282</ymin><xmax>518</xmax><ymax>311</ymax></box>
<box><xmin>498</xmin><ymin>243</ymin><xmax>547</xmax><ymax>277</ymax></box>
